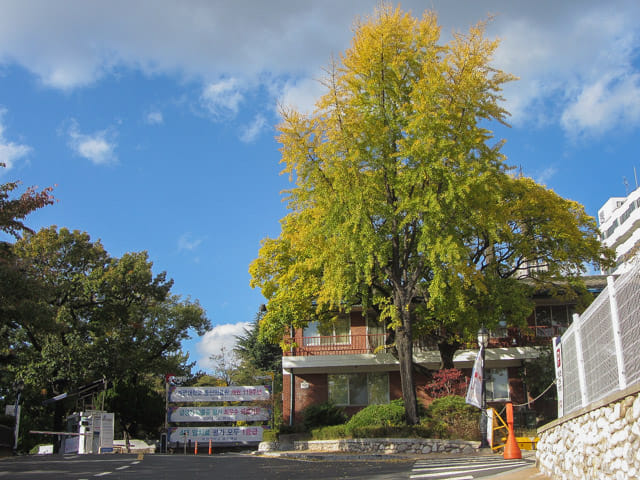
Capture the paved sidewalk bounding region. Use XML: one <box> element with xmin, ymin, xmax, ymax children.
<box><xmin>485</xmin><ymin>465</ymin><xmax>550</xmax><ymax>480</ymax></box>
<box><xmin>258</xmin><ymin>449</ymin><xmax>552</xmax><ymax>479</ymax></box>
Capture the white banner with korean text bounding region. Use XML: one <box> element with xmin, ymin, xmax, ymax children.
<box><xmin>168</xmin><ymin>406</ymin><xmax>269</xmax><ymax>423</ymax></box>
<box><xmin>168</xmin><ymin>426</ymin><xmax>263</xmax><ymax>444</ymax></box>
<box><xmin>553</xmin><ymin>336</ymin><xmax>563</xmax><ymax>417</ymax></box>
<box><xmin>465</xmin><ymin>347</ymin><xmax>483</xmax><ymax>409</ymax></box>
<box><xmin>168</xmin><ymin>385</ymin><xmax>270</xmax><ymax>403</ymax></box>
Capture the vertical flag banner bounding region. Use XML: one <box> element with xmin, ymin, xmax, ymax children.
<box><xmin>553</xmin><ymin>336</ymin><xmax>563</xmax><ymax>417</ymax></box>
<box><xmin>466</xmin><ymin>347</ymin><xmax>483</xmax><ymax>408</ymax></box>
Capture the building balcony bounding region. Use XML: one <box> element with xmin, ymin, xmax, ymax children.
<box><xmin>283</xmin><ymin>326</ymin><xmax>562</xmax><ymax>357</ymax></box>
<box><xmin>283</xmin><ymin>333</ymin><xmax>388</xmax><ymax>356</ymax></box>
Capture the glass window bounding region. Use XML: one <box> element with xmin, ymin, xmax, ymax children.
<box><xmin>367</xmin><ymin>317</ymin><xmax>386</xmax><ymax>350</ymax></box>
<box><xmin>535</xmin><ymin>306</ymin><xmax>553</xmax><ymax>336</ymax></box>
<box><xmin>303</xmin><ymin>322</ymin><xmax>321</xmax><ymax>346</ymax></box>
<box><xmin>367</xmin><ymin>373</ymin><xmax>389</xmax><ymax>404</ymax></box>
<box><xmin>333</xmin><ymin>315</ymin><xmax>351</xmax><ymax>345</ymax></box>
<box><xmin>349</xmin><ymin>374</ymin><xmax>368</xmax><ymax>405</ymax></box>
<box><xmin>328</xmin><ymin>374</ymin><xmax>349</xmax><ymax>405</ymax></box>
<box><xmin>328</xmin><ymin>373</ymin><xmax>389</xmax><ymax>406</ymax></box>
<box><xmin>303</xmin><ymin>317</ymin><xmax>351</xmax><ymax>346</ymax></box>
<box><xmin>551</xmin><ymin>305</ymin><xmax>570</xmax><ymax>335</ymax></box>
<box><xmin>486</xmin><ymin>368</ymin><xmax>510</xmax><ymax>401</ymax></box>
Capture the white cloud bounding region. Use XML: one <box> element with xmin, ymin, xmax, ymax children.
<box><xmin>535</xmin><ymin>166</ymin><xmax>558</xmax><ymax>186</ymax></box>
<box><xmin>0</xmin><ymin>108</ymin><xmax>31</xmax><ymax>171</ymax></box>
<box><xmin>0</xmin><ymin>0</ymin><xmax>638</xmax><ymax>140</ymax></box>
<box><xmin>145</xmin><ymin>110</ymin><xmax>164</xmax><ymax>125</ymax></box>
<box><xmin>201</xmin><ymin>78</ymin><xmax>243</xmax><ymax>118</ymax></box>
<box><xmin>278</xmin><ymin>76</ymin><xmax>326</xmax><ymax>115</ymax></box>
<box><xmin>195</xmin><ymin>321</ymin><xmax>251</xmax><ymax>371</ymax></box>
<box><xmin>490</xmin><ymin>4</ymin><xmax>640</xmax><ymax>137</ymax></box>
<box><xmin>239</xmin><ymin>114</ymin><xmax>267</xmax><ymax>143</ymax></box>
<box><xmin>178</xmin><ymin>232</ymin><xmax>203</xmax><ymax>252</ymax></box>
<box><xmin>561</xmin><ymin>72</ymin><xmax>640</xmax><ymax>138</ymax></box>
<box><xmin>67</xmin><ymin>120</ymin><xmax>117</xmax><ymax>165</ymax></box>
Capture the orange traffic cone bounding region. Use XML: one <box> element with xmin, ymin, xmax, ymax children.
<box><xmin>208</xmin><ymin>439</ymin><xmax>212</xmax><ymax>455</ymax></box>
<box><xmin>503</xmin><ymin>402</ymin><xmax>522</xmax><ymax>460</ymax></box>
<box><xmin>194</xmin><ymin>441</ymin><xmax>198</xmax><ymax>455</ymax></box>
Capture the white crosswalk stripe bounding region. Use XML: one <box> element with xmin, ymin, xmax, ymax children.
<box><xmin>410</xmin><ymin>455</ymin><xmax>532</xmax><ymax>479</ymax></box>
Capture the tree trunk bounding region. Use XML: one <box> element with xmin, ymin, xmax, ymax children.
<box><xmin>396</xmin><ymin>310</ymin><xmax>419</xmax><ymax>425</ymax></box>
<box><xmin>438</xmin><ymin>339</ymin><xmax>462</xmax><ymax>369</ymax></box>
<box><xmin>124</xmin><ymin>427</ymin><xmax>131</xmax><ymax>453</ymax></box>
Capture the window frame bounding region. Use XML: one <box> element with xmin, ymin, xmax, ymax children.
<box><xmin>486</xmin><ymin>368</ymin><xmax>510</xmax><ymax>402</ymax></box>
<box><xmin>303</xmin><ymin>316</ymin><xmax>351</xmax><ymax>346</ymax></box>
<box><xmin>327</xmin><ymin>372</ymin><xmax>390</xmax><ymax>406</ymax></box>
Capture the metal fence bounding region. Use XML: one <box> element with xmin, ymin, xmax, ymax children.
<box><xmin>558</xmin><ymin>263</ymin><xmax>640</xmax><ymax>417</ymax></box>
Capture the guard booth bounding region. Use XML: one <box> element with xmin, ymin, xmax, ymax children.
<box><xmin>64</xmin><ymin>410</ymin><xmax>114</xmax><ymax>454</ymax></box>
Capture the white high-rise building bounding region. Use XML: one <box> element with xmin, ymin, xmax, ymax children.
<box><xmin>598</xmin><ymin>188</ymin><xmax>640</xmax><ymax>275</ymax></box>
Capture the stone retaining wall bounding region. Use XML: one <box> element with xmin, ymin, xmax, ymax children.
<box><xmin>537</xmin><ymin>385</ymin><xmax>640</xmax><ymax>479</ymax></box>
<box><xmin>259</xmin><ymin>437</ymin><xmax>478</xmax><ymax>455</ymax></box>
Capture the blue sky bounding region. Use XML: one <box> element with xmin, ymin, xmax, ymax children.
<box><xmin>1</xmin><ymin>0</ymin><xmax>639</xmax><ymax>372</ymax></box>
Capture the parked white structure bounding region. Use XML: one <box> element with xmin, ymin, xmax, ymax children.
<box><xmin>598</xmin><ymin>187</ymin><xmax>640</xmax><ymax>275</ymax></box>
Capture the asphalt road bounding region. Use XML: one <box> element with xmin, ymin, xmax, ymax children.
<box><xmin>0</xmin><ymin>453</ymin><xmax>413</xmax><ymax>480</ymax></box>
<box><xmin>0</xmin><ymin>452</ymin><xmax>536</xmax><ymax>480</ymax></box>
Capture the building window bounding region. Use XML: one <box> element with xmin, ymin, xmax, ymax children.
<box><xmin>366</xmin><ymin>317</ymin><xmax>386</xmax><ymax>350</ymax></box>
<box><xmin>534</xmin><ymin>305</ymin><xmax>574</xmax><ymax>337</ymax></box>
<box><xmin>486</xmin><ymin>368</ymin><xmax>510</xmax><ymax>402</ymax></box>
<box><xmin>303</xmin><ymin>316</ymin><xmax>351</xmax><ymax>346</ymax></box>
<box><xmin>328</xmin><ymin>372</ymin><xmax>389</xmax><ymax>406</ymax></box>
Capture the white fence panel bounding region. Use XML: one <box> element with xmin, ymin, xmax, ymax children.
<box><xmin>558</xmin><ymin>263</ymin><xmax>640</xmax><ymax>417</ymax></box>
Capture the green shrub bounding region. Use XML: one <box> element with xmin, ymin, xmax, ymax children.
<box><xmin>310</xmin><ymin>424</ymin><xmax>349</xmax><ymax>440</ymax></box>
<box><xmin>426</xmin><ymin>395</ymin><xmax>480</xmax><ymax>441</ymax></box>
<box><xmin>346</xmin><ymin>399</ymin><xmax>405</xmax><ymax>430</ymax></box>
<box><xmin>310</xmin><ymin>423</ymin><xmax>437</xmax><ymax>440</ymax></box>
<box><xmin>302</xmin><ymin>402</ymin><xmax>347</xmax><ymax>431</ymax></box>
<box><xmin>262</xmin><ymin>429</ymin><xmax>278</xmax><ymax>442</ymax></box>
<box><xmin>349</xmin><ymin>424</ymin><xmax>434</xmax><ymax>438</ymax></box>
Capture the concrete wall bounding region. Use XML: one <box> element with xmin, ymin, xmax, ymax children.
<box><xmin>537</xmin><ymin>383</ymin><xmax>640</xmax><ymax>479</ymax></box>
<box><xmin>260</xmin><ymin>437</ymin><xmax>478</xmax><ymax>455</ymax></box>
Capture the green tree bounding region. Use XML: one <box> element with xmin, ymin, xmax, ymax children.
<box><xmin>0</xmin><ymin>167</ymin><xmax>54</xmax><ymax>399</ymax></box>
<box><xmin>7</xmin><ymin>226</ymin><xmax>210</xmax><ymax>440</ymax></box>
<box><xmin>233</xmin><ymin>308</ymin><xmax>282</xmax><ymax>376</ymax></box>
<box><xmin>250</xmin><ymin>6</ymin><xmax>610</xmax><ymax>425</ymax></box>
<box><xmin>0</xmin><ymin>165</ymin><xmax>54</xmax><ymax>239</ymax></box>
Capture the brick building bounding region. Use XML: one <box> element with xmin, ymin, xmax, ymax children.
<box><xmin>281</xmin><ymin>276</ymin><xmax>607</xmax><ymax>425</ymax></box>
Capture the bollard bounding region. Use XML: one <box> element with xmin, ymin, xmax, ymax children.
<box><xmin>208</xmin><ymin>439</ymin><xmax>212</xmax><ymax>455</ymax></box>
<box><xmin>503</xmin><ymin>402</ymin><xmax>522</xmax><ymax>460</ymax></box>
<box><xmin>194</xmin><ymin>441</ymin><xmax>198</xmax><ymax>455</ymax></box>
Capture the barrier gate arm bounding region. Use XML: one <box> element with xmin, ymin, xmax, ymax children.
<box><xmin>488</xmin><ymin>408</ymin><xmax>509</xmax><ymax>451</ymax></box>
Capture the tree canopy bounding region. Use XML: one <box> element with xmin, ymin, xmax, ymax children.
<box><xmin>3</xmin><ymin>226</ymin><xmax>210</xmax><ymax>445</ymax></box>
<box><xmin>250</xmin><ymin>5</ymin><xmax>611</xmax><ymax>425</ymax></box>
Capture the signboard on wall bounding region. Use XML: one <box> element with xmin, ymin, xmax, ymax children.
<box><xmin>168</xmin><ymin>386</ymin><xmax>270</xmax><ymax>403</ymax></box>
<box><xmin>168</xmin><ymin>426</ymin><xmax>263</xmax><ymax>444</ymax></box>
<box><xmin>553</xmin><ymin>336</ymin><xmax>564</xmax><ymax>417</ymax></box>
<box><xmin>168</xmin><ymin>406</ymin><xmax>269</xmax><ymax>423</ymax></box>
<box><xmin>99</xmin><ymin>412</ymin><xmax>114</xmax><ymax>453</ymax></box>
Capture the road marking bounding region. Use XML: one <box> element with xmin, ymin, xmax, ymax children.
<box><xmin>94</xmin><ymin>473</ymin><xmax>112</xmax><ymax>477</ymax></box>
<box><xmin>116</xmin><ymin>465</ymin><xmax>130</xmax><ymax>470</ymax></box>
<box><xmin>412</xmin><ymin>461</ymin><xmax>524</xmax><ymax>472</ymax></box>
<box><xmin>410</xmin><ymin>456</ymin><xmax>533</xmax><ymax>479</ymax></box>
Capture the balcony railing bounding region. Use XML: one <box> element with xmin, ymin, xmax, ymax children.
<box><xmin>284</xmin><ymin>326</ymin><xmax>563</xmax><ymax>357</ymax></box>
<box><xmin>283</xmin><ymin>334</ymin><xmax>388</xmax><ymax>356</ymax></box>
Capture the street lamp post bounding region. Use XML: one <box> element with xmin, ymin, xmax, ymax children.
<box><xmin>477</xmin><ymin>327</ymin><xmax>490</xmax><ymax>449</ymax></box>
<box><xmin>13</xmin><ymin>380</ymin><xmax>24</xmax><ymax>453</ymax></box>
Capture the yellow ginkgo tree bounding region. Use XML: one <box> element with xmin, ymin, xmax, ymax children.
<box><xmin>250</xmin><ymin>5</ymin><xmax>611</xmax><ymax>425</ymax></box>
